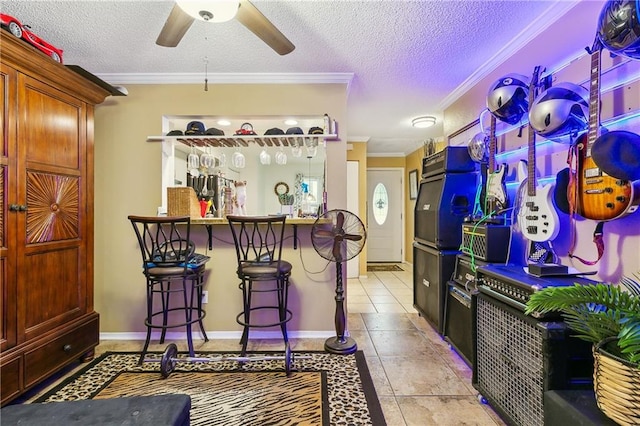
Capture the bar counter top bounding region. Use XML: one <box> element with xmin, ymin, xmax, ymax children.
<box><xmin>190</xmin><ymin>217</ymin><xmax>320</xmax><ymax>225</ymax></box>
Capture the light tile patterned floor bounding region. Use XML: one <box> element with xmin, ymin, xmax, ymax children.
<box><xmin>12</xmin><ymin>264</ymin><xmax>506</xmax><ymax>425</ymax></box>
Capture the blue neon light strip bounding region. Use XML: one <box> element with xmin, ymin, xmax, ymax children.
<box><xmin>505</xmin><ymin>176</ymin><xmax>556</xmax><ymax>189</ymax></box>
<box><xmin>495</xmin><ymin>107</ymin><xmax>640</xmax><ymax>163</ymax></box>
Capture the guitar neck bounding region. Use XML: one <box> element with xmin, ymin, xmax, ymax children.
<box><xmin>489</xmin><ymin>115</ymin><xmax>497</xmax><ymax>172</ymax></box>
<box><xmin>587</xmin><ymin>48</ymin><xmax>601</xmax><ymax>151</ymax></box>
<box><xmin>527</xmin><ymin>66</ymin><xmax>541</xmax><ymax>196</ymax></box>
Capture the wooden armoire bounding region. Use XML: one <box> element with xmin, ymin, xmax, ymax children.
<box><xmin>0</xmin><ymin>31</ymin><xmax>110</xmax><ymax>405</ymax></box>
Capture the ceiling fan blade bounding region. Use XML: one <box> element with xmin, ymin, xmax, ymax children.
<box><xmin>236</xmin><ymin>0</ymin><xmax>295</xmax><ymax>55</ymax></box>
<box><xmin>156</xmin><ymin>3</ymin><xmax>195</xmax><ymax>47</ymax></box>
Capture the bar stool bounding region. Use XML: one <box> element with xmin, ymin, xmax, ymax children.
<box><xmin>128</xmin><ymin>215</ymin><xmax>209</xmax><ymax>364</ymax></box>
<box><xmin>226</xmin><ymin>215</ymin><xmax>293</xmax><ymax>355</ymax></box>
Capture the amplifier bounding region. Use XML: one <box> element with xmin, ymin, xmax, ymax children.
<box><xmin>421</xmin><ymin>146</ymin><xmax>476</xmax><ymax>178</ymax></box>
<box><xmin>452</xmin><ymin>253</ymin><xmax>488</xmax><ymax>288</ymax></box>
<box><xmin>473</xmin><ymin>292</ymin><xmax>593</xmax><ymax>426</ymax></box>
<box><xmin>444</xmin><ymin>280</ymin><xmax>474</xmax><ymax>366</ymax></box>
<box><xmin>461</xmin><ymin>223</ymin><xmax>511</xmax><ymax>263</ymax></box>
<box><xmin>475</xmin><ymin>264</ymin><xmax>597</xmax><ymax>316</ymax></box>
<box><xmin>444</xmin><ymin>255</ymin><xmax>488</xmax><ymax>367</ymax></box>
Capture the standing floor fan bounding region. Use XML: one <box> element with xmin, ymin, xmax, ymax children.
<box><xmin>311</xmin><ymin>209</ymin><xmax>367</xmax><ymax>354</ymax></box>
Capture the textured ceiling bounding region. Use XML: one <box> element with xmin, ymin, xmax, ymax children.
<box><xmin>1</xmin><ymin>0</ymin><xmax>582</xmax><ymax>155</ymax></box>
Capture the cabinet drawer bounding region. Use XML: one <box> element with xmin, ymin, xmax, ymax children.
<box><xmin>1</xmin><ymin>357</ymin><xmax>22</xmax><ymax>406</ymax></box>
<box><xmin>24</xmin><ymin>316</ymin><xmax>99</xmax><ymax>388</ymax></box>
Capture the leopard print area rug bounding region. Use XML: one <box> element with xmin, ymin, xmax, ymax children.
<box><xmin>33</xmin><ymin>350</ymin><xmax>386</xmax><ymax>426</ymax></box>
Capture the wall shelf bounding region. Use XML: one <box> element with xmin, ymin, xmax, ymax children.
<box><xmin>147</xmin><ymin>134</ymin><xmax>339</xmax><ymax>148</ymax></box>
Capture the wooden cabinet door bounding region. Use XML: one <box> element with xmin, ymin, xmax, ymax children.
<box><xmin>0</xmin><ymin>64</ymin><xmax>17</xmax><ymax>352</ymax></box>
<box><xmin>16</xmin><ymin>74</ymin><xmax>88</xmax><ymax>342</ymax></box>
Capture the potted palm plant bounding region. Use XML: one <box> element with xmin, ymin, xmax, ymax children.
<box><xmin>525</xmin><ymin>276</ymin><xmax>640</xmax><ymax>426</ymax></box>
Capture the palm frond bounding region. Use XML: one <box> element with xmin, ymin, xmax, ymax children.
<box><xmin>525</xmin><ymin>281</ymin><xmax>640</xmax><ymax>364</ymax></box>
<box><xmin>618</xmin><ymin>320</ymin><xmax>640</xmax><ymax>363</ymax></box>
<box><xmin>621</xmin><ymin>274</ymin><xmax>640</xmax><ymax>297</ymax></box>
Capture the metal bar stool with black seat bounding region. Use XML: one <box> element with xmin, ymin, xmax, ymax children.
<box><xmin>227</xmin><ymin>215</ymin><xmax>293</xmax><ymax>355</ymax></box>
<box><xmin>128</xmin><ymin>215</ymin><xmax>209</xmax><ymax>365</ymax></box>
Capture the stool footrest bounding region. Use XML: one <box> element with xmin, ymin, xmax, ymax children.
<box><xmin>236</xmin><ymin>307</ymin><xmax>293</xmax><ymax>328</ymax></box>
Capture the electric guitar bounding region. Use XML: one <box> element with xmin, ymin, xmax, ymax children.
<box><xmin>485</xmin><ymin>114</ymin><xmax>508</xmax><ymax>214</ymax></box>
<box><xmin>517</xmin><ymin>66</ymin><xmax>560</xmax><ymax>242</ymax></box>
<box><xmin>569</xmin><ymin>38</ymin><xmax>640</xmax><ymax>221</ymax></box>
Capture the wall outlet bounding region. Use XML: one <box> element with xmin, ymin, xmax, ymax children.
<box><xmin>202</xmin><ymin>291</ymin><xmax>208</xmax><ymax>304</ymax></box>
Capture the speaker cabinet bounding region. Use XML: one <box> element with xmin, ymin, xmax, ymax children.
<box><xmin>413</xmin><ymin>243</ymin><xmax>458</xmax><ymax>334</ymax></box>
<box><xmin>414</xmin><ymin>172</ymin><xmax>477</xmax><ymax>249</ymax></box>
<box><xmin>473</xmin><ymin>292</ymin><xmax>593</xmax><ymax>426</ymax></box>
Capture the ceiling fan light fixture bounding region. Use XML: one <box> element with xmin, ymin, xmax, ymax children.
<box><xmin>176</xmin><ymin>0</ymin><xmax>240</xmax><ymax>23</ymax></box>
<box><xmin>412</xmin><ymin>116</ymin><xmax>436</xmax><ymax>129</ymax></box>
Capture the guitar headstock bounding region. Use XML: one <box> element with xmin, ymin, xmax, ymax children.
<box><xmin>586</xmin><ymin>35</ymin><xmax>603</xmax><ymax>55</ymax></box>
<box><xmin>529</xmin><ymin>66</ymin><xmax>541</xmax><ymax>101</ymax></box>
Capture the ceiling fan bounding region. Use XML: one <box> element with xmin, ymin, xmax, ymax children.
<box><xmin>156</xmin><ymin>0</ymin><xmax>295</xmax><ymax>55</ymax></box>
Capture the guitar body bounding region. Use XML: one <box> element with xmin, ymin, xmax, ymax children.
<box><xmin>484</xmin><ymin>114</ymin><xmax>508</xmax><ymax>215</ymax></box>
<box><xmin>486</xmin><ymin>163</ymin><xmax>508</xmax><ymax>213</ymax></box>
<box><xmin>518</xmin><ymin>182</ymin><xmax>560</xmax><ymax>242</ymax></box>
<box><xmin>570</xmin><ymin>133</ymin><xmax>639</xmax><ymax>221</ymax></box>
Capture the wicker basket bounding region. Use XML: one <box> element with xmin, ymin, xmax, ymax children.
<box><xmin>167</xmin><ymin>187</ymin><xmax>201</xmax><ymax>218</ymax></box>
<box><xmin>593</xmin><ymin>337</ymin><xmax>640</xmax><ymax>426</ymax></box>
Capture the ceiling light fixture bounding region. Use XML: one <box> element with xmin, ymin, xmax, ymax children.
<box><xmin>176</xmin><ymin>1</ymin><xmax>239</xmax><ymax>22</ymax></box>
<box><xmin>284</xmin><ymin>119</ymin><xmax>298</xmax><ymax>126</ymax></box>
<box><xmin>217</xmin><ymin>119</ymin><xmax>231</xmax><ymax>126</ymax></box>
<box><xmin>412</xmin><ymin>116</ymin><xmax>437</xmax><ymax>128</ymax></box>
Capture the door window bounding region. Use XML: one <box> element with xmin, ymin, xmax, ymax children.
<box><xmin>372</xmin><ymin>182</ymin><xmax>388</xmax><ymax>225</ymax></box>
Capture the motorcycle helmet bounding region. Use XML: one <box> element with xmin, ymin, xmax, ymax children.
<box><xmin>467</xmin><ymin>131</ymin><xmax>489</xmax><ymax>163</ymax></box>
<box><xmin>528</xmin><ymin>82</ymin><xmax>590</xmax><ymax>143</ymax></box>
<box><xmin>598</xmin><ymin>0</ymin><xmax>640</xmax><ymax>59</ymax></box>
<box><xmin>486</xmin><ymin>73</ymin><xmax>530</xmax><ymax>125</ymax></box>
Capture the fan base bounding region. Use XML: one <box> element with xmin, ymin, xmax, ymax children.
<box><xmin>324</xmin><ymin>336</ymin><xmax>357</xmax><ymax>355</ymax></box>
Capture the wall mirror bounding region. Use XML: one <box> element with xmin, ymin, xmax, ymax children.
<box><xmin>160</xmin><ymin>135</ymin><xmax>327</xmax><ymax>217</ymax></box>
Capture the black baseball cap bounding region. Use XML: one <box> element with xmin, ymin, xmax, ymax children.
<box><xmin>286</xmin><ymin>127</ymin><xmax>303</xmax><ymax>135</ymax></box>
<box><xmin>308</xmin><ymin>126</ymin><xmax>324</xmax><ymax>135</ymax></box>
<box><xmin>205</xmin><ymin>127</ymin><xmax>225</xmax><ymax>136</ymax></box>
<box><xmin>265</xmin><ymin>128</ymin><xmax>285</xmax><ymax>135</ymax></box>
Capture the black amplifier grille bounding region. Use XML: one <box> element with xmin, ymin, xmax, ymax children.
<box><xmin>476</xmin><ymin>296</ymin><xmax>546</xmax><ymax>426</ymax></box>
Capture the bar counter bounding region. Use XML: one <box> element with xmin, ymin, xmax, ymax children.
<box><xmin>185</xmin><ymin>217</ymin><xmax>337</xmax><ymax>341</ymax></box>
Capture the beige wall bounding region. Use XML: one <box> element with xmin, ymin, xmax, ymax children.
<box><xmin>346</xmin><ymin>142</ymin><xmax>368</xmax><ymax>275</ymax></box>
<box><xmin>443</xmin><ymin>0</ymin><xmax>640</xmax><ymax>283</ymax></box>
<box><xmin>94</xmin><ymin>83</ymin><xmax>348</xmax><ymax>335</ymax></box>
<box><xmin>404</xmin><ymin>148</ymin><xmax>423</xmax><ymax>264</ymax></box>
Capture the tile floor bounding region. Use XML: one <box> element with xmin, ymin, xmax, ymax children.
<box><xmin>13</xmin><ymin>264</ymin><xmax>507</xmax><ymax>425</ymax></box>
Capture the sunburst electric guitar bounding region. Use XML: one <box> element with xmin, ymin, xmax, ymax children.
<box><xmin>517</xmin><ymin>66</ymin><xmax>560</xmax><ymax>242</ymax></box>
<box><xmin>485</xmin><ymin>114</ymin><xmax>508</xmax><ymax>215</ymax></box>
<box><xmin>569</xmin><ymin>38</ymin><xmax>640</xmax><ymax>221</ymax></box>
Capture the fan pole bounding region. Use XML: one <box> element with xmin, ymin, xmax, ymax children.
<box><xmin>324</xmin><ymin>261</ymin><xmax>357</xmax><ymax>354</ymax></box>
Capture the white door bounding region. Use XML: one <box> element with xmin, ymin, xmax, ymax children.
<box><xmin>347</xmin><ymin>161</ymin><xmax>360</xmax><ymax>278</ymax></box>
<box><xmin>367</xmin><ymin>169</ymin><xmax>403</xmax><ymax>262</ymax></box>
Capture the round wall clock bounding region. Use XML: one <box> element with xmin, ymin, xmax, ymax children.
<box><xmin>274</xmin><ymin>182</ymin><xmax>289</xmax><ymax>196</ymax></box>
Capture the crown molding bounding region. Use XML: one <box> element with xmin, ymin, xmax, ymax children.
<box><xmin>367</xmin><ymin>152</ymin><xmax>407</xmax><ymax>158</ymax></box>
<box><xmin>95</xmin><ymin>72</ymin><xmax>354</xmax><ymax>92</ymax></box>
<box><xmin>437</xmin><ymin>0</ymin><xmax>580</xmax><ymax>111</ymax></box>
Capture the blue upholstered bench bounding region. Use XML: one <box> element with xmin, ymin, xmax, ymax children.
<box><xmin>0</xmin><ymin>394</ymin><xmax>191</xmax><ymax>425</ymax></box>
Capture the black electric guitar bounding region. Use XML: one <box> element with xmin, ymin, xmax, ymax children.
<box><xmin>485</xmin><ymin>114</ymin><xmax>508</xmax><ymax>215</ymax></box>
<box><xmin>569</xmin><ymin>37</ymin><xmax>640</xmax><ymax>221</ymax></box>
<box><xmin>517</xmin><ymin>66</ymin><xmax>560</xmax><ymax>242</ymax></box>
